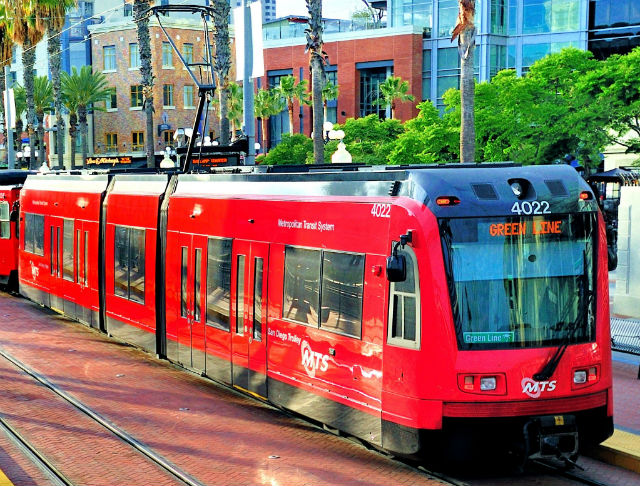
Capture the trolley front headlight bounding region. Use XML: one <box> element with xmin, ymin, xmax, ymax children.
<box><xmin>572</xmin><ymin>365</ymin><xmax>599</xmax><ymax>389</ymax></box>
<box><xmin>457</xmin><ymin>373</ymin><xmax>506</xmax><ymax>395</ymax></box>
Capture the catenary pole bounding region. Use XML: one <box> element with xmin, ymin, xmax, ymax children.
<box><xmin>4</xmin><ymin>66</ymin><xmax>15</xmax><ymax>170</ymax></box>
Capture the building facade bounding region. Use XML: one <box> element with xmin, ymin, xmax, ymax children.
<box><xmin>261</xmin><ymin>0</ymin><xmax>640</xmax><ymax>146</ymax></box>
<box><xmin>89</xmin><ymin>0</ymin><xmax>225</xmax><ymax>157</ymax></box>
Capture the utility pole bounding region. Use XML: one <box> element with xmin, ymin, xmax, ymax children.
<box><xmin>4</xmin><ymin>66</ymin><xmax>15</xmax><ymax>170</ymax></box>
<box><xmin>242</xmin><ymin>0</ymin><xmax>255</xmax><ymax>165</ymax></box>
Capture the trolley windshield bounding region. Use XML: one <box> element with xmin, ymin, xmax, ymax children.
<box><xmin>439</xmin><ymin>213</ymin><xmax>597</xmax><ymax>350</ymax></box>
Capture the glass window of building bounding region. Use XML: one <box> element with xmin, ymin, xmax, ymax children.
<box><xmin>162</xmin><ymin>42</ymin><xmax>173</xmax><ymax>68</ymax></box>
<box><xmin>391</xmin><ymin>0</ymin><xmax>433</xmax><ymax>37</ymax></box>
<box><xmin>105</xmin><ymin>133</ymin><xmax>118</xmax><ymax>152</ymax></box>
<box><xmin>106</xmin><ymin>88</ymin><xmax>117</xmax><ymax>110</ymax></box>
<box><xmin>491</xmin><ymin>0</ymin><xmax>507</xmax><ymax>34</ymax></box>
<box><xmin>132</xmin><ymin>131</ymin><xmax>144</xmax><ymax>151</ymax></box>
<box><xmin>508</xmin><ymin>0</ymin><xmax>518</xmax><ymax>34</ymax></box>
<box><xmin>183</xmin><ymin>43</ymin><xmax>194</xmax><ymax>65</ymax></box>
<box><xmin>163</xmin><ymin>130</ymin><xmax>174</xmax><ymax>147</ymax></box>
<box><xmin>184</xmin><ymin>85</ymin><xmax>195</xmax><ymax>108</ymax></box>
<box><xmin>436</xmin><ymin>47</ymin><xmax>459</xmax><ymax>108</ymax></box>
<box><xmin>124</xmin><ymin>3</ymin><xmax>132</xmax><ymax>16</ymax></box>
<box><xmin>490</xmin><ymin>45</ymin><xmax>507</xmax><ymax>78</ymax></box>
<box><xmin>163</xmin><ymin>84</ymin><xmax>174</xmax><ymax>107</ymax></box>
<box><xmin>522</xmin><ymin>0</ymin><xmax>580</xmax><ymax>34</ymax></box>
<box><xmin>69</xmin><ymin>42</ymin><xmax>86</xmax><ymax>72</ymax></box>
<box><xmin>268</xmin><ymin>71</ymin><xmax>291</xmax><ymax>147</ymax></box>
<box><xmin>325</xmin><ymin>69</ymin><xmax>338</xmax><ymax>124</ymax></box>
<box><xmin>422</xmin><ymin>49</ymin><xmax>432</xmax><ymax>101</ymax></box>
<box><xmin>103</xmin><ymin>45</ymin><xmax>116</xmax><ymax>71</ymax></box>
<box><xmin>130</xmin><ymin>85</ymin><xmax>143</xmax><ymax>108</ymax></box>
<box><xmin>129</xmin><ymin>43</ymin><xmax>140</xmax><ymax>68</ymax></box>
<box><xmin>522</xmin><ymin>41</ymin><xmax>577</xmax><ymax>73</ymax></box>
<box><xmin>438</xmin><ymin>0</ymin><xmax>459</xmax><ymax>37</ymax></box>
<box><xmin>359</xmin><ymin>67</ymin><xmax>389</xmax><ymax>118</ymax></box>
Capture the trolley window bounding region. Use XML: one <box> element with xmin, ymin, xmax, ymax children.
<box><xmin>206</xmin><ymin>238</ymin><xmax>232</xmax><ymax>331</ymax></box>
<box><xmin>63</xmin><ymin>219</ymin><xmax>74</xmax><ymax>281</ymax></box>
<box><xmin>320</xmin><ymin>252</ymin><xmax>365</xmax><ymax>338</ymax></box>
<box><xmin>181</xmin><ymin>247</ymin><xmax>188</xmax><ymax>317</ymax></box>
<box><xmin>283</xmin><ymin>247</ymin><xmax>365</xmax><ymax>338</ymax></box>
<box><xmin>439</xmin><ymin>214</ymin><xmax>597</xmax><ymax>350</ymax></box>
<box><xmin>387</xmin><ymin>245</ymin><xmax>420</xmax><ymax>349</ymax></box>
<box><xmin>24</xmin><ymin>213</ymin><xmax>44</xmax><ymax>255</ymax></box>
<box><xmin>236</xmin><ymin>255</ymin><xmax>245</xmax><ymax>335</ymax></box>
<box><xmin>283</xmin><ymin>247</ymin><xmax>321</xmax><ymax>327</ymax></box>
<box><xmin>113</xmin><ymin>225</ymin><xmax>145</xmax><ymax>304</ymax></box>
<box><xmin>194</xmin><ymin>249</ymin><xmax>202</xmax><ymax>322</ymax></box>
<box><xmin>0</xmin><ymin>202</ymin><xmax>9</xmax><ymax>239</ymax></box>
<box><xmin>253</xmin><ymin>258</ymin><xmax>263</xmax><ymax>341</ymax></box>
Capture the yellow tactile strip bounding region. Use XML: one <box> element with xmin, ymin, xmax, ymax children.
<box><xmin>590</xmin><ymin>429</ymin><xmax>640</xmax><ymax>473</ymax></box>
<box><xmin>0</xmin><ymin>469</ymin><xmax>14</xmax><ymax>486</ymax></box>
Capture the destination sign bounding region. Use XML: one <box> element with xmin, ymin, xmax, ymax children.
<box><xmin>191</xmin><ymin>154</ymin><xmax>240</xmax><ymax>168</ymax></box>
<box><xmin>489</xmin><ymin>220</ymin><xmax>562</xmax><ymax>237</ymax></box>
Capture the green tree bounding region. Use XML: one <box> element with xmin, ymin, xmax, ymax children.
<box><xmin>338</xmin><ymin>114</ymin><xmax>404</xmax><ymax>164</ymax></box>
<box><xmin>388</xmin><ymin>101</ymin><xmax>459</xmax><ymax>165</ymax></box>
<box><xmin>374</xmin><ymin>76</ymin><xmax>415</xmax><ymax>119</ymax></box>
<box><xmin>61</xmin><ymin>66</ymin><xmax>112</xmax><ymax>168</ymax></box>
<box><xmin>33</xmin><ymin>76</ymin><xmax>54</xmax><ymax>165</ymax></box>
<box><xmin>227</xmin><ymin>81</ymin><xmax>243</xmax><ymax>140</ymax></box>
<box><xmin>275</xmin><ymin>75</ymin><xmax>311</xmax><ymax>134</ymax></box>
<box><xmin>212</xmin><ymin>0</ymin><xmax>232</xmax><ymax>145</ymax></box>
<box><xmin>260</xmin><ymin>133</ymin><xmax>313</xmax><ymax>165</ymax></box>
<box><xmin>254</xmin><ymin>87</ymin><xmax>284</xmax><ymax>153</ymax></box>
<box><xmin>577</xmin><ymin>46</ymin><xmax>640</xmax><ymax>159</ymax></box>
<box><xmin>133</xmin><ymin>0</ymin><xmax>155</xmax><ymax>168</ymax></box>
<box><xmin>451</xmin><ymin>0</ymin><xmax>476</xmax><ymax>163</ymax></box>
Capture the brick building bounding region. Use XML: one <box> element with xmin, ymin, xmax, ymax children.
<box><xmin>90</xmin><ymin>17</ymin><xmax>225</xmax><ymax>157</ymax></box>
<box><xmin>259</xmin><ymin>23</ymin><xmax>423</xmax><ymax>148</ymax></box>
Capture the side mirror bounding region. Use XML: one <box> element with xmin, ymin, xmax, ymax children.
<box><xmin>386</xmin><ymin>254</ymin><xmax>406</xmax><ymax>282</ymax></box>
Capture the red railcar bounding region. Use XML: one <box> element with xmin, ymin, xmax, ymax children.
<box><xmin>19</xmin><ymin>164</ymin><xmax>613</xmax><ymax>464</ymax></box>
<box><xmin>18</xmin><ymin>174</ymin><xmax>110</xmax><ymax>328</ymax></box>
<box><xmin>0</xmin><ymin>171</ymin><xmax>31</xmax><ymax>288</ymax></box>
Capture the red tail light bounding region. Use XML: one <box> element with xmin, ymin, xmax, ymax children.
<box><xmin>436</xmin><ymin>196</ymin><xmax>461</xmax><ymax>206</ymax></box>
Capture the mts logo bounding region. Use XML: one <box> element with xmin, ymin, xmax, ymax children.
<box><xmin>301</xmin><ymin>340</ymin><xmax>329</xmax><ymax>377</ymax></box>
<box><xmin>521</xmin><ymin>377</ymin><xmax>557</xmax><ymax>398</ymax></box>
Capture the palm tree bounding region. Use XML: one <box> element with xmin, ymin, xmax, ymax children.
<box><xmin>375</xmin><ymin>76</ymin><xmax>415</xmax><ymax>119</ymax></box>
<box><xmin>133</xmin><ymin>0</ymin><xmax>155</xmax><ymax>168</ymax></box>
<box><xmin>275</xmin><ymin>75</ymin><xmax>311</xmax><ymax>135</ymax></box>
<box><xmin>322</xmin><ymin>80</ymin><xmax>339</xmax><ymax>123</ymax></box>
<box><xmin>33</xmin><ymin>76</ymin><xmax>54</xmax><ymax>165</ymax></box>
<box><xmin>306</xmin><ymin>0</ymin><xmax>326</xmax><ymax>164</ymax></box>
<box><xmin>451</xmin><ymin>0</ymin><xmax>476</xmax><ymax>163</ymax></box>
<box><xmin>40</xmin><ymin>0</ymin><xmax>77</xmax><ymax>169</ymax></box>
<box><xmin>61</xmin><ymin>66</ymin><xmax>112</xmax><ymax>168</ymax></box>
<box><xmin>227</xmin><ymin>81</ymin><xmax>243</xmax><ymax>140</ymax></box>
<box><xmin>212</xmin><ymin>0</ymin><xmax>232</xmax><ymax>145</ymax></box>
<box><xmin>12</xmin><ymin>85</ymin><xmax>27</xmax><ymax>153</ymax></box>
<box><xmin>61</xmin><ymin>94</ymin><xmax>78</xmax><ymax>169</ymax></box>
<box><xmin>8</xmin><ymin>3</ymin><xmax>45</xmax><ymax>169</ymax></box>
<box><xmin>254</xmin><ymin>88</ymin><xmax>285</xmax><ymax>153</ymax></box>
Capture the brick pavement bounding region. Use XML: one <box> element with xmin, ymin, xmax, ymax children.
<box><xmin>0</xmin><ymin>293</ymin><xmax>439</xmax><ymax>486</ymax></box>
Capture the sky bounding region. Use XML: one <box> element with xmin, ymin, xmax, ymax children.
<box><xmin>276</xmin><ymin>0</ymin><xmax>366</xmax><ymax>20</ymax></box>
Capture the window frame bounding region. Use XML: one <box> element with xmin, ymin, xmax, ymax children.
<box><xmin>282</xmin><ymin>245</ymin><xmax>366</xmax><ymax>340</ymax></box>
<box><xmin>386</xmin><ymin>244</ymin><xmax>420</xmax><ymax>350</ymax></box>
<box><xmin>129</xmin><ymin>43</ymin><xmax>140</xmax><ymax>69</ymax></box>
<box><xmin>105</xmin><ymin>133</ymin><xmax>118</xmax><ymax>152</ymax></box>
<box><xmin>163</xmin><ymin>84</ymin><xmax>174</xmax><ymax>107</ymax></box>
<box><xmin>23</xmin><ymin>212</ymin><xmax>45</xmax><ymax>256</ymax></box>
<box><xmin>130</xmin><ymin>85</ymin><xmax>143</xmax><ymax>108</ymax></box>
<box><xmin>113</xmin><ymin>224</ymin><xmax>146</xmax><ymax>305</ymax></box>
<box><xmin>183</xmin><ymin>85</ymin><xmax>195</xmax><ymax>108</ymax></box>
<box><xmin>162</xmin><ymin>42</ymin><xmax>173</xmax><ymax>68</ymax></box>
<box><xmin>103</xmin><ymin>45</ymin><xmax>116</xmax><ymax>71</ymax></box>
<box><xmin>132</xmin><ymin>131</ymin><xmax>144</xmax><ymax>151</ymax></box>
<box><xmin>206</xmin><ymin>237</ymin><xmax>233</xmax><ymax>332</ymax></box>
<box><xmin>0</xmin><ymin>201</ymin><xmax>10</xmax><ymax>239</ymax></box>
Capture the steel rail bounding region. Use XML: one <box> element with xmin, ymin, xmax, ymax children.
<box><xmin>0</xmin><ymin>347</ymin><xmax>204</xmax><ymax>486</ymax></box>
<box><xmin>0</xmin><ymin>417</ymin><xmax>72</xmax><ymax>486</ymax></box>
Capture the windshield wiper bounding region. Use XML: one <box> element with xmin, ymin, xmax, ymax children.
<box><xmin>534</xmin><ymin>251</ymin><xmax>593</xmax><ymax>382</ymax></box>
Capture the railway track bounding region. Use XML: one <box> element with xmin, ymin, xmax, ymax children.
<box><xmin>0</xmin><ymin>347</ymin><xmax>204</xmax><ymax>486</ymax></box>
